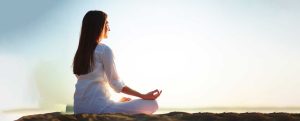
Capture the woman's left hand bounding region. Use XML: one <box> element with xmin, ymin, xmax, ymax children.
<box><xmin>119</xmin><ymin>97</ymin><xmax>132</xmax><ymax>102</ymax></box>
<box><xmin>140</xmin><ymin>89</ymin><xmax>162</xmax><ymax>100</ymax></box>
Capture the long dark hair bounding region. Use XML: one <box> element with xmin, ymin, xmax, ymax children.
<box><xmin>73</xmin><ymin>10</ymin><xmax>107</xmax><ymax>75</ymax></box>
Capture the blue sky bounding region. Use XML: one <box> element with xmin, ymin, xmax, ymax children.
<box><xmin>0</xmin><ymin>0</ymin><xmax>300</xmax><ymax>110</ymax></box>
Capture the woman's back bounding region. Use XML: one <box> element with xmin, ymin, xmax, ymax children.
<box><xmin>74</xmin><ymin>43</ymin><xmax>124</xmax><ymax>114</ymax></box>
<box><xmin>75</xmin><ymin>44</ymin><xmax>106</xmax><ymax>81</ymax></box>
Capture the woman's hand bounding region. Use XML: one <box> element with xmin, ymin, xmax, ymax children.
<box><xmin>121</xmin><ymin>86</ymin><xmax>162</xmax><ymax>100</ymax></box>
<box><xmin>119</xmin><ymin>97</ymin><xmax>132</xmax><ymax>102</ymax></box>
<box><xmin>140</xmin><ymin>89</ymin><xmax>162</xmax><ymax>100</ymax></box>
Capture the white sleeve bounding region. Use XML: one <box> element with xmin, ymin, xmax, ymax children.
<box><xmin>101</xmin><ymin>45</ymin><xmax>125</xmax><ymax>93</ymax></box>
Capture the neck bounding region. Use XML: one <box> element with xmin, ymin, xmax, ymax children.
<box><xmin>97</xmin><ymin>38</ymin><xmax>102</xmax><ymax>44</ymax></box>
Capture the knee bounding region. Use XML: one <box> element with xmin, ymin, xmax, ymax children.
<box><xmin>148</xmin><ymin>100</ymin><xmax>159</xmax><ymax>113</ymax></box>
<box><xmin>137</xmin><ymin>99</ymin><xmax>159</xmax><ymax>114</ymax></box>
<box><xmin>152</xmin><ymin>100</ymin><xmax>159</xmax><ymax>111</ymax></box>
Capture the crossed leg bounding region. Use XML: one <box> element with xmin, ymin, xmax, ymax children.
<box><xmin>102</xmin><ymin>99</ymin><xmax>159</xmax><ymax>115</ymax></box>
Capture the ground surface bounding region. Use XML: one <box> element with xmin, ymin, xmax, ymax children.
<box><xmin>16</xmin><ymin>111</ymin><xmax>300</xmax><ymax>121</ymax></box>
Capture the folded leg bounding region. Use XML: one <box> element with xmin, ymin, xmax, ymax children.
<box><xmin>102</xmin><ymin>99</ymin><xmax>159</xmax><ymax>114</ymax></box>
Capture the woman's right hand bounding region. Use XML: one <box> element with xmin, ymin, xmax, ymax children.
<box><xmin>140</xmin><ymin>89</ymin><xmax>162</xmax><ymax>100</ymax></box>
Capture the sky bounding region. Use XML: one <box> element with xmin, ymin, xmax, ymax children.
<box><xmin>0</xmin><ymin>0</ymin><xmax>300</xmax><ymax>111</ymax></box>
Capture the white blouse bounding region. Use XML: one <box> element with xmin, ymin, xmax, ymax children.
<box><xmin>74</xmin><ymin>43</ymin><xmax>126</xmax><ymax>113</ymax></box>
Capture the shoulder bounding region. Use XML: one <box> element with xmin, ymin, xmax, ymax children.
<box><xmin>96</xmin><ymin>43</ymin><xmax>111</xmax><ymax>50</ymax></box>
<box><xmin>95</xmin><ymin>43</ymin><xmax>113</xmax><ymax>55</ymax></box>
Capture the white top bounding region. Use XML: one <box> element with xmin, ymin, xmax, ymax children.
<box><xmin>73</xmin><ymin>43</ymin><xmax>126</xmax><ymax>114</ymax></box>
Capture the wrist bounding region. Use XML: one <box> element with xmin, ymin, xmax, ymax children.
<box><xmin>137</xmin><ymin>93</ymin><xmax>144</xmax><ymax>98</ymax></box>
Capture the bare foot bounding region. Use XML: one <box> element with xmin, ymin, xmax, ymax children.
<box><xmin>119</xmin><ymin>97</ymin><xmax>132</xmax><ymax>102</ymax></box>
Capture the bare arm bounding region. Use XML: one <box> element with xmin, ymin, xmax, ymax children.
<box><xmin>121</xmin><ymin>86</ymin><xmax>162</xmax><ymax>100</ymax></box>
<box><xmin>100</xmin><ymin>45</ymin><xmax>162</xmax><ymax>100</ymax></box>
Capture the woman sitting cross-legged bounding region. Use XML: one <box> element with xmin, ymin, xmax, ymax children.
<box><xmin>72</xmin><ymin>10</ymin><xmax>162</xmax><ymax>115</ymax></box>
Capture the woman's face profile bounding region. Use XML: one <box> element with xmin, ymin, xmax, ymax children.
<box><xmin>101</xmin><ymin>19</ymin><xmax>110</xmax><ymax>39</ymax></box>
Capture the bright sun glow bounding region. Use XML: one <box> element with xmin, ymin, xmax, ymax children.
<box><xmin>1</xmin><ymin>0</ymin><xmax>300</xmax><ymax>112</ymax></box>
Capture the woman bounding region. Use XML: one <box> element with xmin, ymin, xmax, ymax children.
<box><xmin>72</xmin><ymin>10</ymin><xmax>162</xmax><ymax>115</ymax></box>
